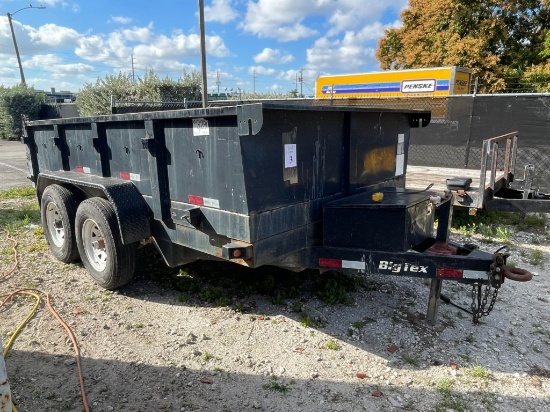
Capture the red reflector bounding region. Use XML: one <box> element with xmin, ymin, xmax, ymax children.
<box><xmin>76</xmin><ymin>166</ymin><xmax>84</xmax><ymax>173</ymax></box>
<box><xmin>188</xmin><ymin>195</ymin><xmax>204</xmax><ymax>205</ymax></box>
<box><xmin>436</xmin><ymin>267</ymin><xmax>463</xmax><ymax>279</ymax></box>
<box><xmin>319</xmin><ymin>258</ymin><xmax>342</xmax><ymax>268</ymax></box>
<box><xmin>120</xmin><ymin>171</ymin><xmax>130</xmax><ymax>180</ymax></box>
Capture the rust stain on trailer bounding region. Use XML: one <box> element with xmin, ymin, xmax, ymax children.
<box><xmin>362</xmin><ymin>145</ymin><xmax>396</xmax><ymax>177</ymax></box>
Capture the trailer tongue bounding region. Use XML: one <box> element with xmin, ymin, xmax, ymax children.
<box><xmin>22</xmin><ymin>100</ymin><xmax>531</xmax><ymax>324</ymax></box>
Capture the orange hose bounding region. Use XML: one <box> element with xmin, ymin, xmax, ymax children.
<box><xmin>45</xmin><ymin>293</ymin><xmax>90</xmax><ymax>412</ymax></box>
<box><xmin>1</xmin><ymin>229</ymin><xmax>90</xmax><ymax>412</ymax></box>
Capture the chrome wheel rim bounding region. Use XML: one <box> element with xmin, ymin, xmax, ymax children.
<box><xmin>46</xmin><ymin>201</ymin><xmax>64</xmax><ymax>248</ymax></box>
<box><xmin>82</xmin><ymin>218</ymin><xmax>107</xmax><ymax>272</ymax></box>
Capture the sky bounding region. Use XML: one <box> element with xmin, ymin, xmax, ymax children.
<box><xmin>0</xmin><ymin>0</ymin><xmax>407</xmax><ymax>95</ymax></box>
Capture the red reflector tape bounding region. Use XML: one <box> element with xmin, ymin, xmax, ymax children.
<box><xmin>436</xmin><ymin>267</ymin><xmax>463</xmax><ymax>279</ymax></box>
<box><xmin>188</xmin><ymin>195</ymin><xmax>204</xmax><ymax>206</ymax></box>
<box><xmin>319</xmin><ymin>258</ymin><xmax>342</xmax><ymax>268</ymax></box>
<box><xmin>120</xmin><ymin>171</ymin><xmax>130</xmax><ymax>180</ymax></box>
<box><xmin>76</xmin><ymin>166</ymin><xmax>84</xmax><ymax>173</ymax></box>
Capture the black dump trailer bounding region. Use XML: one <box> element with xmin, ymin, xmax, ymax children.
<box><xmin>22</xmin><ymin>100</ymin><xmax>532</xmax><ymax>323</ymax></box>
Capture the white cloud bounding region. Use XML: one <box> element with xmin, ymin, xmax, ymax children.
<box><xmin>122</xmin><ymin>24</ymin><xmax>153</xmax><ymax>42</ymax></box>
<box><xmin>254</xmin><ymin>48</ymin><xmax>294</xmax><ymax>64</ymax></box>
<box><xmin>306</xmin><ymin>21</ymin><xmax>399</xmax><ymax>71</ymax></box>
<box><xmin>25</xmin><ymin>54</ymin><xmax>94</xmax><ymax>75</ymax></box>
<box><xmin>40</xmin><ymin>0</ymin><xmax>66</xmax><ymax>6</ymax></box>
<box><xmin>241</xmin><ymin>0</ymin><xmax>407</xmax><ymax>40</ymax></box>
<box><xmin>111</xmin><ymin>16</ymin><xmax>133</xmax><ymax>25</ymax></box>
<box><xmin>204</xmin><ymin>0</ymin><xmax>238</xmax><ymax>24</ymax></box>
<box><xmin>30</xmin><ymin>24</ymin><xmax>81</xmax><ymax>47</ymax></box>
<box><xmin>241</xmin><ymin>0</ymin><xmax>319</xmax><ymax>41</ymax></box>
<box><xmin>248</xmin><ymin>65</ymin><xmax>276</xmax><ymax>76</ymax></box>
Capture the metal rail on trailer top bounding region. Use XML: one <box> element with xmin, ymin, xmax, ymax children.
<box><xmin>408</xmin><ymin>131</ymin><xmax>550</xmax><ymax>216</ymax></box>
<box><xmin>22</xmin><ymin>100</ymin><xmax>532</xmax><ymax>324</ymax></box>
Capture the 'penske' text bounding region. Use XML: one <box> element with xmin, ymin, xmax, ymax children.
<box><xmin>378</xmin><ymin>261</ymin><xmax>428</xmax><ymax>274</ymax></box>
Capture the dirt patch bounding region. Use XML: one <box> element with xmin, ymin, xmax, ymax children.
<box><xmin>1</xmin><ymin>206</ymin><xmax>549</xmax><ymax>411</ymax></box>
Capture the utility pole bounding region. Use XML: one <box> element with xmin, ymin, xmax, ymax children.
<box><xmin>131</xmin><ymin>54</ymin><xmax>135</xmax><ymax>82</ymax></box>
<box><xmin>216</xmin><ymin>71</ymin><xmax>221</xmax><ymax>94</ymax></box>
<box><xmin>299</xmin><ymin>68</ymin><xmax>303</xmax><ymax>98</ymax></box>
<box><xmin>253</xmin><ymin>70</ymin><xmax>256</xmax><ymax>94</ymax></box>
<box><xmin>6</xmin><ymin>5</ymin><xmax>46</xmax><ymax>85</ymax></box>
<box><xmin>7</xmin><ymin>13</ymin><xmax>24</xmax><ymax>84</ymax></box>
<box><xmin>198</xmin><ymin>0</ymin><xmax>208</xmax><ymax>108</ymax></box>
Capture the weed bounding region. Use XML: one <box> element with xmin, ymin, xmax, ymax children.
<box><xmin>530</xmin><ymin>249</ymin><xmax>544</xmax><ymax>266</ymax></box>
<box><xmin>325</xmin><ymin>338</ymin><xmax>341</xmax><ymax>350</ymax></box>
<box><xmin>177</xmin><ymin>293</ymin><xmax>189</xmax><ymax>303</ymax></box>
<box><xmin>401</xmin><ymin>354</ymin><xmax>420</xmax><ymax>367</ymax></box>
<box><xmin>134</xmin><ymin>323</ymin><xmax>144</xmax><ymax>329</ymax></box>
<box><xmin>531</xmin><ymin>236</ymin><xmax>541</xmax><ymax>245</ymax></box>
<box><xmin>262</xmin><ymin>376</ymin><xmax>290</xmax><ymax>394</ymax></box>
<box><xmin>201</xmin><ymin>352</ymin><xmax>213</xmax><ymax>362</ymax></box>
<box><xmin>436</xmin><ymin>378</ymin><xmax>454</xmax><ymax>395</ymax></box>
<box><xmin>435</xmin><ymin>397</ymin><xmax>467</xmax><ymax>412</ymax></box>
<box><xmin>290</xmin><ymin>301</ymin><xmax>302</xmax><ymax>312</ymax></box>
<box><xmin>100</xmin><ymin>290</ymin><xmax>114</xmax><ymax>302</ymax></box>
<box><xmin>465</xmin><ymin>333</ymin><xmax>474</xmax><ymax>343</ymax></box>
<box><xmin>270</xmin><ymin>292</ymin><xmax>284</xmax><ymax>305</ymax></box>
<box><xmin>465</xmin><ymin>365</ymin><xmax>490</xmax><ymax>379</ymax></box>
<box><xmin>351</xmin><ymin>321</ymin><xmax>365</xmax><ymax>330</ymax></box>
<box><xmin>0</xmin><ymin>186</ymin><xmax>36</xmax><ymax>199</ymax></box>
<box><xmin>312</xmin><ymin>271</ymin><xmax>360</xmax><ymax>305</ymax></box>
<box><xmin>459</xmin><ymin>354</ymin><xmax>472</xmax><ymax>363</ymax></box>
<box><xmin>299</xmin><ymin>312</ymin><xmax>314</xmax><ymax>328</ymax></box>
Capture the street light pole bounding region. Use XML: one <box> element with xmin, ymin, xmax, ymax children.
<box><xmin>198</xmin><ymin>0</ymin><xmax>208</xmax><ymax>108</ymax></box>
<box><xmin>6</xmin><ymin>5</ymin><xmax>46</xmax><ymax>85</ymax></box>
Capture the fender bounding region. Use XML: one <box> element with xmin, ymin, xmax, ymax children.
<box><xmin>37</xmin><ymin>171</ymin><xmax>151</xmax><ymax>245</ymax></box>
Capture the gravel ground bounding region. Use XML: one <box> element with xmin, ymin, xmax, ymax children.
<box><xmin>0</xmin><ymin>197</ymin><xmax>549</xmax><ymax>412</ymax></box>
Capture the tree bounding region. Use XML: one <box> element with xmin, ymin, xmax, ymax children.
<box><xmin>0</xmin><ymin>84</ymin><xmax>42</xmax><ymax>140</ymax></box>
<box><xmin>77</xmin><ymin>69</ymin><xmax>203</xmax><ymax>116</ymax></box>
<box><xmin>376</xmin><ymin>0</ymin><xmax>550</xmax><ymax>92</ymax></box>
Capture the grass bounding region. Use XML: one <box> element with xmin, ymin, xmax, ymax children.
<box><xmin>452</xmin><ymin>210</ymin><xmax>547</xmax><ymax>242</ymax></box>
<box><xmin>351</xmin><ymin>321</ymin><xmax>365</xmax><ymax>329</ymax></box>
<box><xmin>434</xmin><ymin>379</ymin><xmax>468</xmax><ymax>412</ymax></box>
<box><xmin>401</xmin><ymin>354</ymin><xmax>420</xmax><ymax>367</ymax></box>
<box><xmin>325</xmin><ymin>338</ymin><xmax>341</xmax><ymax>350</ymax></box>
<box><xmin>262</xmin><ymin>376</ymin><xmax>290</xmax><ymax>394</ymax></box>
<box><xmin>201</xmin><ymin>352</ymin><xmax>214</xmax><ymax>362</ymax></box>
<box><xmin>530</xmin><ymin>249</ymin><xmax>544</xmax><ymax>266</ymax></box>
<box><xmin>0</xmin><ymin>186</ymin><xmax>35</xmax><ymax>200</ymax></box>
<box><xmin>465</xmin><ymin>365</ymin><xmax>490</xmax><ymax>379</ymax></box>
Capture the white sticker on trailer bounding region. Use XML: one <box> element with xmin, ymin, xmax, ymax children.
<box><xmin>395</xmin><ymin>134</ymin><xmax>405</xmax><ymax>176</ymax></box>
<box><xmin>203</xmin><ymin>197</ymin><xmax>220</xmax><ymax>208</ymax></box>
<box><xmin>193</xmin><ymin>118</ymin><xmax>209</xmax><ymax>136</ymax></box>
<box><xmin>342</xmin><ymin>260</ymin><xmax>365</xmax><ymax>270</ymax></box>
<box><xmin>130</xmin><ymin>173</ymin><xmax>141</xmax><ymax>182</ymax></box>
<box><xmin>463</xmin><ymin>270</ymin><xmax>488</xmax><ymax>279</ymax></box>
<box><xmin>284</xmin><ymin>144</ymin><xmax>297</xmax><ymax>168</ymax></box>
<box><xmin>82</xmin><ymin>167</ymin><xmax>91</xmax><ymax>174</ymax></box>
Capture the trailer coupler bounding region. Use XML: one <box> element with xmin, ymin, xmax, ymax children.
<box><xmin>470</xmin><ymin>252</ymin><xmax>532</xmax><ymax>323</ymax></box>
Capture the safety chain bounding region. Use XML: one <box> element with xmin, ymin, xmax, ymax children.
<box><xmin>470</xmin><ymin>253</ymin><xmax>507</xmax><ymax>324</ymax></box>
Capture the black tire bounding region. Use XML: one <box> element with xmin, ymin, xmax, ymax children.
<box><xmin>41</xmin><ymin>184</ymin><xmax>79</xmax><ymax>263</ymax></box>
<box><xmin>75</xmin><ymin>197</ymin><xmax>136</xmax><ymax>289</ymax></box>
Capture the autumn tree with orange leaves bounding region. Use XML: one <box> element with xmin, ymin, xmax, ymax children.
<box><xmin>376</xmin><ymin>0</ymin><xmax>550</xmax><ymax>92</ymax></box>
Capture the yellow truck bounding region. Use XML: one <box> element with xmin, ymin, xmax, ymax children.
<box><xmin>315</xmin><ymin>66</ymin><xmax>472</xmax><ymax>99</ymax></box>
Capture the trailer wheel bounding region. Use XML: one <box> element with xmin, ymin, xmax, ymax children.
<box><xmin>75</xmin><ymin>197</ymin><xmax>136</xmax><ymax>290</ymax></box>
<box><xmin>41</xmin><ymin>184</ymin><xmax>79</xmax><ymax>263</ymax></box>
